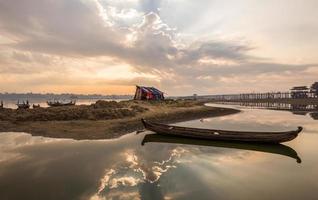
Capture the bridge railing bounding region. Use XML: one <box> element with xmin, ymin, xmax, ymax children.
<box><xmin>176</xmin><ymin>91</ymin><xmax>318</xmax><ymax>101</ymax></box>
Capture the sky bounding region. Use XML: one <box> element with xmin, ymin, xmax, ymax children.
<box><xmin>0</xmin><ymin>0</ymin><xmax>317</xmax><ymax>95</ymax></box>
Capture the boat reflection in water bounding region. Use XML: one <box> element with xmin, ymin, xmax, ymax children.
<box><xmin>142</xmin><ymin>134</ymin><xmax>301</xmax><ymax>163</ymax></box>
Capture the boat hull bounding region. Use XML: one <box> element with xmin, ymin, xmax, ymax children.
<box><xmin>16</xmin><ymin>104</ymin><xmax>30</xmax><ymax>109</ymax></box>
<box><xmin>47</xmin><ymin>101</ymin><xmax>76</xmax><ymax>107</ymax></box>
<box><xmin>141</xmin><ymin>119</ymin><xmax>302</xmax><ymax>143</ymax></box>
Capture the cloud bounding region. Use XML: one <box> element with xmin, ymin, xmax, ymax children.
<box><xmin>139</xmin><ymin>0</ymin><xmax>162</xmax><ymax>13</ymax></box>
<box><xmin>0</xmin><ymin>0</ymin><xmax>125</xmax><ymax>56</ymax></box>
<box><xmin>0</xmin><ymin>0</ymin><xmax>317</xmax><ymax>95</ymax></box>
<box><xmin>0</xmin><ymin>0</ymin><xmax>247</xmax><ymax>66</ymax></box>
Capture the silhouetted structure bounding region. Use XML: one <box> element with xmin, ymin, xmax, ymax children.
<box><xmin>16</xmin><ymin>100</ymin><xmax>30</xmax><ymax>109</ymax></box>
<box><xmin>178</xmin><ymin>81</ymin><xmax>318</xmax><ymax>101</ymax></box>
<box><xmin>310</xmin><ymin>82</ymin><xmax>318</xmax><ymax>97</ymax></box>
<box><xmin>290</xmin><ymin>86</ymin><xmax>309</xmax><ymax>98</ymax></box>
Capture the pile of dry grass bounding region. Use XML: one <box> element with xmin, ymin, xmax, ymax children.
<box><xmin>0</xmin><ymin>99</ymin><xmax>203</xmax><ymax>122</ymax></box>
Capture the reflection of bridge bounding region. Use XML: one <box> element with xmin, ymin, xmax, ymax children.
<box><xmin>215</xmin><ymin>101</ymin><xmax>318</xmax><ymax>120</ymax></box>
<box><xmin>218</xmin><ymin>102</ymin><xmax>318</xmax><ymax>111</ymax></box>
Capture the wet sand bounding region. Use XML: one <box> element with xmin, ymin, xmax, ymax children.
<box><xmin>0</xmin><ymin>100</ymin><xmax>239</xmax><ymax>139</ymax></box>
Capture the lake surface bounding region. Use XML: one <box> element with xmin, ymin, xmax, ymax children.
<box><xmin>1</xmin><ymin>98</ymin><xmax>129</xmax><ymax>109</ymax></box>
<box><xmin>0</xmin><ymin>104</ymin><xmax>317</xmax><ymax>200</ymax></box>
<box><xmin>217</xmin><ymin>101</ymin><xmax>318</xmax><ymax>115</ymax></box>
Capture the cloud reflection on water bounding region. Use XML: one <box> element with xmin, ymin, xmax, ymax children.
<box><xmin>91</xmin><ymin>146</ymin><xmax>187</xmax><ymax>200</ymax></box>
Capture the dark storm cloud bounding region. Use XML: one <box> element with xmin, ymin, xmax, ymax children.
<box><xmin>0</xmin><ymin>0</ymin><xmax>124</xmax><ymax>56</ymax></box>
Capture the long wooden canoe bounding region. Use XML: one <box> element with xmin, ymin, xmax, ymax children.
<box><xmin>141</xmin><ymin>119</ymin><xmax>303</xmax><ymax>143</ymax></box>
<box><xmin>141</xmin><ymin>134</ymin><xmax>301</xmax><ymax>163</ymax></box>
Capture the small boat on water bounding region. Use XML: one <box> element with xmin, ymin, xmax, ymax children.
<box><xmin>141</xmin><ymin>119</ymin><xmax>303</xmax><ymax>143</ymax></box>
<box><xmin>47</xmin><ymin>100</ymin><xmax>76</xmax><ymax>107</ymax></box>
<box><xmin>16</xmin><ymin>100</ymin><xmax>30</xmax><ymax>109</ymax></box>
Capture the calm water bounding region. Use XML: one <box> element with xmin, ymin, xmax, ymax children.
<box><xmin>0</xmin><ymin>104</ymin><xmax>317</xmax><ymax>200</ymax></box>
<box><xmin>217</xmin><ymin>101</ymin><xmax>318</xmax><ymax>114</ymax></box>
<box><xmin>1</xmin><ymin>98</ymin><xmax>129</xmax><ymax>109</ymax></box>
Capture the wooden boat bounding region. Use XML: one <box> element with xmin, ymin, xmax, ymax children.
<box><xmin>141</xmin><ymin>119</ymin><xmax>303</xmax><ymax>143</ymax></box>
<box><xmin>16</xmin><ymin>101</ymin><xmax>30</xmax><ymax>109</ymax></box>
<box><xmin>33</xmin><ymin>104</ymin><xmax>41</xmax><ymax>108</ymax></box>
<box><xmin>142</xmin><ymin>134</ymin><xmax>301</xmax><ymax>163</ymax></box>
<box><xmin>47</xmin><ymin>100</ymin><xmax>76</xmax><ymax>107</ymax></box>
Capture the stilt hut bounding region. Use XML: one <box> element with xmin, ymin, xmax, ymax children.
<box><xmin>310</xmin><ymin>82</ymin><xmax>318</xmax><ymax>97</ymax></box>
<box><xmin>134</xmin><ymin>86</ymin><xmax>164</xmax><ymax>100</ymax></box>
<box><xmin>290</xmin><ymin>86</ymin><xmax>309</xmax><ymax>98</ymax></box>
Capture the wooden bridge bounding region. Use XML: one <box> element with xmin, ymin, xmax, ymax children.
<box><xmin>177</xmin><ymin>91</ymin><xmax>318</xmax><ymax>101</ymax></box>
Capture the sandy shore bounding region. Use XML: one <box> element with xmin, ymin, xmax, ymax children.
<box><xmin>0</xmin><ymin>100</ymin><xmax>239</xmax><ymax>140</ymax></box>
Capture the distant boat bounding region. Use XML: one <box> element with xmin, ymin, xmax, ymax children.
<box><xmin>16</xmin><ymin>100</ymin><xmax>30</xmax><ymax>109</ymax></box>
<box><xmin>141</xmin><ymin>119</ymin><xmax>302</xmax><ymax>143</ymax></box>
<box><xmin>70</xmin><ymin>94</ymin><xmax>78</xmax><ymax>99</ymax></box>
<box><xmin>47</xmin><ymin>100</ymin><xmax>76</xmax><ymax>107</ymax></box>
<box><xmin>33</xmin><ymin>104</ymin><xmax>41</xmax><ymax>108</ymax></box>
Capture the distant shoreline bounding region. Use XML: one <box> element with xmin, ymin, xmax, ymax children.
<box><xmin>0</xmin><ymin>100</ymin><xmax>239</xmax><ymax>140</ymax></box>
<box><xmin>0</xmin><ymin>93</ymin><xmax>133</xmax><ymax>101</ymax></box>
